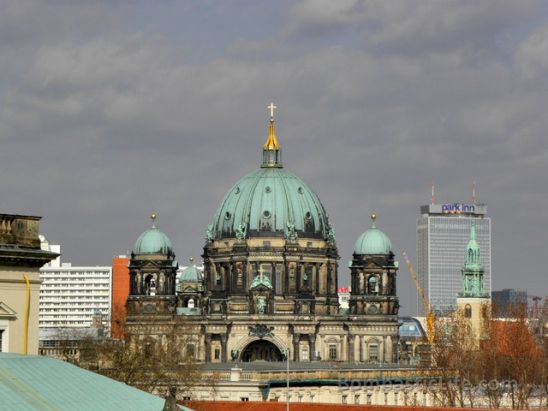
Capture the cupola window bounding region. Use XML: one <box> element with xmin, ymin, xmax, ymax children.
<box><xmin>368</xmin><ymin>276</ymin><xmax>379</xmax><ymax>295</ymax></box>
<box><xmin>145</xmin><ymin>274</ymin><xmax>157</xmax><ymax>296</ymax></box>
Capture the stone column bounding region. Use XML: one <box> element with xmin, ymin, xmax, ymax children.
<box><xmin>220</xmin><ymin>334</ymin><xmax>228</xmax><ymax>363</ymax></box>
<box><xmin>293</xmin><ymin>333</ymin><xmax>300</xmax><ymax>362</ymax></box>
<box><xmin>359</xmin><ymin>336</ymin><xmax>364</xmax><ymax>362</ymax></box>
<box><xmin>136</xmin><ymin>272</ymin><xmax>142</xmax><ymax>294</ymax></box>
<box><xmin>309</xmin><ymin>334</ymin><xmax>316</xmax><ymax>361</ymax></box>
<box><xmin>348</xmin><ymin>334</ymin><xmax>355</xmax><ymax>362</ymax></box>
<box><xmin>385</xmin><ymin>336</ymin><xmax>393</xmax><ymax>364</ymax></box>
<box><xmin>205</xmin><ymin>334</ymin><xmax>212</xmax><ymax>362</ymax></box>
<box><xmin>382</xmin><ymin>336</ymin><xmax>387</xmax><ymax>363</ymax></box>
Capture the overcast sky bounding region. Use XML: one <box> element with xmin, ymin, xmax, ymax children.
<box><xmin>2</xmin><ymin>0</ymin><xmax>547</xmax><ymax>315</ymax></box>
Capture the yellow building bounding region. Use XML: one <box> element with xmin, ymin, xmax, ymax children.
<box><xmin>0</xmin><ymin>214</ymin><xmax>57</xmax><ymax>354</ymax></box>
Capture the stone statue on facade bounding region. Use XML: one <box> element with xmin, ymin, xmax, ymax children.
<box><xmin>205</xmin><ymin>224</ymin><xmax>214</xmax><ymax>243</ymax></box>
<box><xmin>235</xmin><ymin>223</ymin><xmax>247</xmax><ymax>240</ymax></box>
<box><xmin>257</xmin><ymin>296</ymin><xmax>267</xmax><ymax>314</ymax></box>
<box><xmin>248</xmin><ymin>324</ymin><xmax>274</xmax><ymax>338</ymax></box>
<box><xmin>326</xmin><ymin>224</ymin><xmax>336</xmax><ymax>244</ymax></box>
<box><xmin>285</xmin><ymin>221</ymin><xmax>298</xmax><ymax>242</ymax></box>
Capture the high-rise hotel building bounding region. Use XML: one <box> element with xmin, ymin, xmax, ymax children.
<box><xmin>417</xmin><ymin>202</ymin><xmax>491</xmax><ymax>315</ymax></box>
<box><xmin>39</xmin><ymin>240</ymin><xmax>112</xmax><ymax>332</ymax></box>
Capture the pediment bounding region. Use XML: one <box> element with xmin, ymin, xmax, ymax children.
<box><xmin>0</xmin><ymin>301</ymin><xmax>17</xmax><ymax>318</ymax></box>
<box><xmin>250</xmin><ymin>284</ymin><xmax>271</xmax><ymax>292</ymax></box>
<box><xmin>366</xmin><ymin>259</ymin><xmax>383</xmax><ymax>269</ymax></box>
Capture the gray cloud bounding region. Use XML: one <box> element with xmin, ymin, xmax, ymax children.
<box><xmin>1</xmin><ymin>0</ymin><xmax>547</xmax><ymax>314</ymax></box>
<box><xmin>286</xmin><ymin>0</ymin><xmax>539</xmax><ymax>55</ymax></box>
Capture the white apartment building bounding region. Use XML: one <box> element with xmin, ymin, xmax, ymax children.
<box><xmin>39</xmin><ymin>240</ymin><xmax>111</xmax><ymax>332</ymax></box>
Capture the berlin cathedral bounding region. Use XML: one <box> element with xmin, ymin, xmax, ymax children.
<box><xmin>125</xmin><ymin>104</ymin><xmax>400</xmax><ymax>364</ymax></box>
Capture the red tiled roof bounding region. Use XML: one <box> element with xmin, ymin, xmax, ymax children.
<box><xmin>181</xmin><ymin>401</ymin><xmax>511</xmax><ymax>411</ymax></box>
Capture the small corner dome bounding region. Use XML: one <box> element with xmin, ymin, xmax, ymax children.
<box><xmin>353</xmin><ymin>213</ymin><xmax>392</xmax><ymax>255</ymax></box>
<box><xmin>133</xmin><ymin>213</ymin><xmax>174</xmax><ymax>255</ymax></box>
<box><xmin>180</xmin><ymin>259</ymin><xmax>203</xmax><ymax>282</ymax></box>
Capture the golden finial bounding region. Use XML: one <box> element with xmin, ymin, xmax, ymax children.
<box><xmin>263</xmin><ymin>102</ymin><xmax>280</xmax><ymax>150</ymax></box>
<box><xmin>371</xmin><ymin>212</ymin><xmax>377</xmax><ymax>227</ymax></box>
<box><xmin>189</xmin><ymin>256</ymin><xmax>194</xmax><ymax>264</ymax></box>
<box><xmin>150</xmin><ymin>212</ymin><xmax>157</xmax><ymax>226</ymax></box>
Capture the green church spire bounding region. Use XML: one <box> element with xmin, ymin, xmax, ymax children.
<box><xmin>465</xmin><ymin>222</ymin><xmax>481</xmax><ymax>269</ymax></box>
<box><xmin>460</xmin><ymin>222</ymin><xmax>487</xmax><ymax>298</ymax></box>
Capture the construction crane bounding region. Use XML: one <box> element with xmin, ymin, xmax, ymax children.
<box><xmin>402</xmin><ymin>251</ymin><xmax>435</xmax><ymax>344</ymax></box>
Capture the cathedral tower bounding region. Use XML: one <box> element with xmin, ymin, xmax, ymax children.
<box><xmin>349</xmin><ymin>214</ymin><xmax>399</xmax><ymax>316</ymax></box>
<box><xmin>126</xmin><ymin>213</ymin><xmax>178</xmax><ymax>316</ymax></box>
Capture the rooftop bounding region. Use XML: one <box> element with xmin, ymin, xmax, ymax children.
<box><xmin>0</xmin><ymin>353</ymin><xmax>192</xmax><ymax>411</ymax></box>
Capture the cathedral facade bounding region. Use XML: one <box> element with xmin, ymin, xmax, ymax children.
<box><xmin>125</xmin><ymin>106</ymin><xmax>400</xmax><ymax>364</ymax></box>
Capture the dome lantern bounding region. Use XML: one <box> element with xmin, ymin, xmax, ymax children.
<box><xmin>261</xmin><ymin>102</ymin><xmax>282</xmax><ymax>168</ymax></box>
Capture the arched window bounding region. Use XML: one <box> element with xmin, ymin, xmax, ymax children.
<box><xmin>144</xmin><ymin>274</ymin><xmax>156</xmax><ymax>296</ymax></box>
<box><xmin>186</xmin><ymin>343</ymin><xmax>195</xmax><ymax>360</ymax></box>
<box><xmin>188</xmin><ymin>298</ymin><xmax>195</xmax><ymax>309</ymax></box>
<box><xmin>143</xmin><ymin>338</ymin><xmax>155</xmax><ymax>357</ymax></box>
<box><xmin>368</xmin><ymin>276</ymin><xmax>379</xmax><ymax>295</ymax></box>
<box><xmin>464</xmin><ymin>304</ymin><xmax>472</xmax><ymax>318</ymax></box>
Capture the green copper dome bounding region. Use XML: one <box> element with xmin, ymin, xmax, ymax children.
<box><xmin>180</xmin><ymin>258</ymin><xmax>202</xmax><ymax>282</ymax></box>
<box><xmin>207</xmin><ymin>116</ymin><xmax>334</xmax><ymax>242</ymax></box>
<box><xmin>133</xmin><ymin>214</ymin><xmax>174</xmax><ymax>255</ymax></box>
<box><xmin>353</xmin><ymin>214</ymin><xmax>392</xmax><ymax>255</ymax></box>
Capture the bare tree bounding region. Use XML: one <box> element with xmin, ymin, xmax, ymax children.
<box><xmin>99</xmin><ymin>328</ymin><xmax>202</xmax><ymax>395</ymax></box>
<box><xmin>68</xmin><ymin>317</ymin><xmax>212</xmax><ymax>399</ymax></box>
<box><xmin>430</xmin><ymin>311</ymin><xmax>479</xmax><ymax>407</ymax></box>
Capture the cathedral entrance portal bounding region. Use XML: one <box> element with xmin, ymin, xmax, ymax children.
<box><xmin>241</xmin><ymin>340</ymin><xmax>283</xmax><ymax>362</ymax></box>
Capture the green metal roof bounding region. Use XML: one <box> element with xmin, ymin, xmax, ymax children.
<box><xmin>179</xmin><ymin>264</ymin><xmax>202</xmax><ymax>283</ymax></box>
<box><xmin>464</xmin><ymin>222</ymin><xmax>482</xmax><ymax>269</ymax></box>
<box><xmin>209</xmin><ymin>167</ymin><xmax>333</xmax><ymax>241</ymax></box>
<box><xmin>0</xmin><ymin>353</ymin><xmax>192</xmax><ymax>411</ymax></box>
<box><xmin>353</xmin><ymin>217</ymin><xmax>392</xmax><ymax>255</ymax></box>
<box><xmin>133</xmin><ymin>225</ymin><xmax>174</xmax><ymax>255</ymax></box>
<box><xmin>460</xmin><ymin>222</ymin><xmax>487</xmax><ymax>297</ymax></box>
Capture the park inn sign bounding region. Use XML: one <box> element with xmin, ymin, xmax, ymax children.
<box><xmin>421</xmin><ymin>203</ymin><xmax>487</xmax><ymax>216</ymax></box>
<box><xmin>441</xmin><ymin>203</ymin><xmax>476</xmax><ymax>214</ymax></box>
